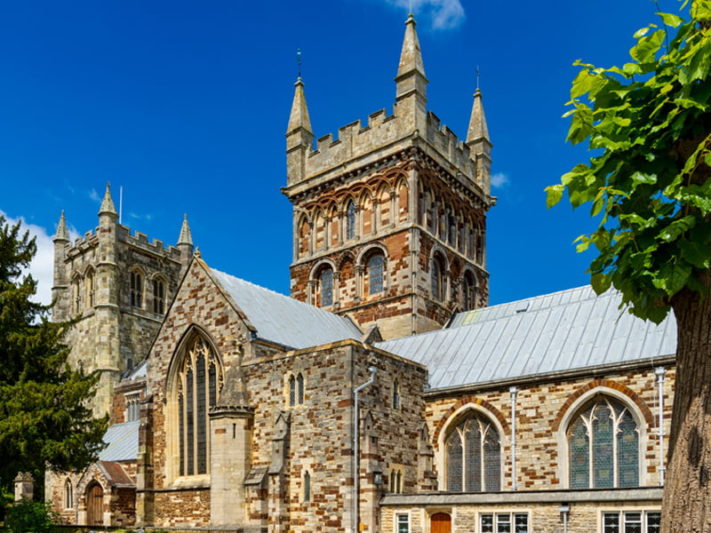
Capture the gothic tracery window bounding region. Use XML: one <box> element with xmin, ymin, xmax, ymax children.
<box><xmin>64</xmin><ymin>479</ymin><xmax>73</xmax><ymax>509</ymax></box>
<box><xmin>85</xmin><ymin>270</ymin><xmax>95</xmax><ymax>308</ymax></box>
<box><xmin>176</xmin><ymin>336</ymin><xmax>221</xmax><ymax>477</ymax></box>
<box><xmin>462</xmin><ymin>270</ymin><xmax>477</xmax><ymax>310</ymax></box>
<box><xmin>446</xmin><ymin>412</ymin><xmax>501</xmax><ymax>492</ymax></box>
<box><xmin>567</xmin><ymin>396</ymin><xmax>639</xmax><ymax>489</ymax></box>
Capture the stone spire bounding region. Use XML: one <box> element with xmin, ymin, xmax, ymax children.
<box><xmin>286</xmin><ymin>77</ymin><xmax>313</xmax><ymax>135</ymax></box>
<box><xmin>177</xmin><ymin>213</ymin><xmax>193</xmax><ymax>246</ymax></box>
<box><xmin>98</xmin><ymin>183</ymin><xmax>117</xmax><ymax>218</ymax></box>
<box><xmin>54</xmin><ymin>211</ymin><xmax>69</xmax><ymax>242</ymax></box>
<box><xmin>467</xmin><ymin>89</ymin><xmax>490</xmax><ymax>144</ymax></box>
<box><xmin>286</xmin><ymin>77</ymin><xmax>315</xmax><ymax>186</ymax></box>
<box><xmin>395</xmin><ymin>14</ymin><xmax>428</xmax><ymax>103</ymax></box>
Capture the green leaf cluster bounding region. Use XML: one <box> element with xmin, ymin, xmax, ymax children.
<box><xmin>547</xmin><ymin>0</ymin><xmax>711</xmax><ymax>323</ymax></box>
<box><xmin>0</xmin><ymin>215</ymin><xmax>107</xmax><ymax>494</ymax></box>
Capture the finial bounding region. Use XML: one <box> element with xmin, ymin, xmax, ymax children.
<box><xmin>476</xmin><ymin>66</ymin><xmax>481</xmax><ymax>91</ymax></box>
<box><xmin>178</xmin><ymin>213</ymin><xmax>193</xmax><ymax>246</ymax></box>
<box><xmin>467</xmin><ymin>79</ymin><xmax>490</xmax><ymax>144</ymax></box>
<box><xmin>98</xmin><ymin>182</ymin><xmax>117</xmax><ymax>217</ymax></box>
<box><xmin>287</xmin><ymin>70</ymin><xmax>313</xmax><ymax>134</ymax></box>
<box><xmin>194</xmin><ymin>246</ymin><xmax>201</xmax><ymax>259</ymax></box>
<box><xmin>297</xmin><ymin>48</ymin><xmax>302</xmax><ymax>79</ymax></box>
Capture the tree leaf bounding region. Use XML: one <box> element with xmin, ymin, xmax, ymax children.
<box><xmin>657</xmin><ymin>12</ymin><xmax>684</xmax><ymax>27</ymax></box>
<box><xmin>545</xmin><ymin>185</ymin><xmax>565</xmax><ymax>208</ymax></box>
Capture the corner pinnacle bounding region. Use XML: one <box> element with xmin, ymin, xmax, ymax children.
<box><xmin>178</xmin><ymin>213</ymin><xmax>193</xmax><ymax>246</ymax></box>
<box><xmin>287</xmin><ymin>76</ymin><xmax>313</xmax><ymax>135</ymax></box>
<box><xmin>98</xmin><ymin>183</ymin><xmax>117</xmax><ymax>217</ymax></box>
<box><xmin>54</xmin><ymin>211</ymin><xmax>69</xmax><ymax>242</ymax></box>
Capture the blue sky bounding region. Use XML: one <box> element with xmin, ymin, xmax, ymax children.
<box><xmin>0</xmin><ymin>0</ymin><xmax>680</xmax><ymax>305</ymax></box>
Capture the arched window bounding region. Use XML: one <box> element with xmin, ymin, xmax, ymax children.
<box><xmin>130</xmin><ymin>270</ymin><xmax>143</xmax><ymax>308</ymax></box>
<box><xmin>367</xmin><ymin>253</ymin><xmax>385</xmax><ymax>296</ymax></box>
<box><xmin>476</xmin><ymin>224</ymin><xmax>485</xmax><ymax>265</ymax></box>
<box><xmin>288</xmin><ymin>373</ymin><xmax>305</xmax><ymax>406</ymax></box>
<box><xmin>303</xmin><ymin>470</ymin><xmax>311</xmax><ymax>502</ymax></box>
<box><xmin>346</xmin><ymin>200</ymin><xmax>357</xmax><ymax>240</ymax></box>
<box><xmin>567</xmin><ymin>396</ymin><xmax>639</xmax><ymax>489</ymax></box>
<box><xmin>85</xmin><ymin>271</ymin><xmax>94</xmax><ymax>308</ymax></box>
<box><xmin>318</xmin><ymin>267</ymin><xmax>334</xmax><ymax>307</ymax></box>
<box><xmin>297</xmin><ymin>373</ymin><xmax>305</xmax><ymax>404</ymax></box>
<box><xmin>447</xmin><ymin>211</ymin><xmax>457</xmax><ymax>246</ymax></box>
<box><xmin>389</xmin><ymin>470</ymin><xmax>402</xmax><ymax>493</ymax></box>
<box><xmin>176</xmin><ymin>336</ymin><xmax>221</xmax><ymax>477</ymax></box>
<box><xmin>153</xmin><ymin>278</ymin><xmax>166</xmax><ymax>314</ymax></box>
<box><xmin>431</xmin><ymin>253</ymin><xmax>446</xmax><ymax>302</ymax></box>
<box><xmin>72</xmin><ymin>277</ymin><xmax>82</xmax><ymax>313</ymax></box>
<box><xmin>64</xmin><ymin>479</ymin><xmax>73</xmax><ymax>509</ymax></box>
<box><xmin>462</xmin><ymin>270</ymin><xmax>477</xmax><ymax>310</ymax></box>
<box><xmin>445</xmin><ymin>413</ymin><xmax>501</xmax><ymax>492</ymax></box>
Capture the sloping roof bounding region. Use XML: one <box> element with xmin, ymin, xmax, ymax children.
<box><xmin>376</xmin><ymin>286</ymin><xmax>676</xmax><ymax>390</ymax></box>
<box><xmin>210</xmin><ymin>268</ymin><xmax>362</xmax><ymax>350</ymax></box>
<box><xmin>98</xmin><ymin>421</ymin><xmax>139</xmax><ymax>462</ymax></box>
<box><xmin>98</xmin><ymin>461</ymin><xmax>135</xmax><ymax>488</ymax></box>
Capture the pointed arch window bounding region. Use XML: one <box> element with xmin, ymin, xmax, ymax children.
<box><xmin>318</xmin><ymin>267</ymin><xmax>334</xmax><ymax>307</ymax></box>
<box><xmin>445</xmin><ymin>413</ymin><xmax>501</xmax><ymax>492</ymax></box>
<box><xmin>130</xmin><ymin>271</ymin><xmax>143</xmax><ymax>308</ymax></box>
<box><xmin>176</xmin><ymin>336</ymin><xmax>221</xmax><ymax>477</ymax></box>
<box><xmin>85</xmin><ymin>271</ymin><xmax>95</xmax><ymax>308</ymax></box>
<box><xmin>367</xmin><ymin>253</ymin><xmax>385</xmax><ymax>296</ymax></box>
<box><xmin>462</xmin><ymin>270</ymin><xmax>477</xmax><ymax>310</ymax></box>
<box><xmin>431</xmin><ymin>253</ymin><xmax>446</xmax><ymax>302</ymax></box>
<box><xmin>153</xmin><ymin>278</ymin><xmax>166</xmax><ymax>314</ymax></box>
<box><xmin>288</xmin><ymin>373</ymin><xmax>305</xmax><ymax>407</ymax></box>
<box><xmin>72</xmin><ymin>277</ymin><xmax>82</xmax><ymax>313</ymax></box>
<box><xmin>303</xmin><ymin>470</ymin><xmax>311</xmax><ymax>502</ymax></box>
<box><xmin>568</xmin><ymin>396</ymin><xmax>639</xmax><ymax>489</ymax></box>
<box><xmin>64</xmin><ymin>479</ymin><xmax>73</xmax><ymax>509</ymax></box>
<box><xmin>346</xmin><ymin>200</ymin><xmax>357</xmax><ymax>240</ymax></box>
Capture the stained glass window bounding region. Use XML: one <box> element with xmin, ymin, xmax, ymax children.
<box><xmin>568</xmin><ymin>397</ymin><xmax>639</xmax><ymax>489</ymax></box>
<box><xmin>289</xmin><ymin>375</ymin><xmax>296</xmax><ymax>407</ymax></box>
<box><xmin>431</xmin><ymin>254</ymin><xmax>446</xmax><ymax>302</ymax></box>
<box><xmin>446</xmin><ymin>413</ymin><xmax>500</xmax><ymax>492</ymax></box>
<box><xmin>297</xmin><ymin>373</ymin><xmax>304</xmax><ymax>404</ymax></box>
<box><xmin>368</xmin><ymin>254</ymin><xmax>385</xmax><ymax>295</ymax></box>
<box><xmin>176</xmin><ymin>336</ymin><xmax>221</xmax><ymax>477</ymax></box>
<box><xmin>64</xmin><ymin>480</ymin><xmax>73</xmax><ymax>509</ymax></box>
<box><xmin>319</xmin><ymin>268</ymin><xmax>333</xmax><ymax>307</ymax></box>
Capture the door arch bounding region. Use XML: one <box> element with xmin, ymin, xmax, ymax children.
<box><xmin>86</xmin><ymin>482</ymin><xmax>104</xmax><ymax>526</ymax></box>
<box><xmin>431</xmin><ymin>512</ymin><xmax>451</xmax><ymax>533</ymax></box>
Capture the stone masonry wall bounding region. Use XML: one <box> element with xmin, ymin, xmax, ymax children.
<box><xmin>424</xmin><ymin>365</ymin><xmax>675</xmax><ymax>491</ymax></box>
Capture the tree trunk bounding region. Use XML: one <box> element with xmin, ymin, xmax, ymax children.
<box><xmin>662</xmin><ymin>276</ymin><xmax>711</xmax><ymax>532</ymax></box>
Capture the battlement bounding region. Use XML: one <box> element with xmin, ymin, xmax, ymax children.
<box><xmin>63</xmin><ymin>224</ymin><xmax>182</xmax><ymax>261</ymax></box>
<box><xmin>298</xmin><ymin>106</ymin><xmax>479</xmax><ymax>189</ymax></box>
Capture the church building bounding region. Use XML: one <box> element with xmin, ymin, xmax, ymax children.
<box><xmin>44</xmin><ymin>14</ymin><xmax>672</xmax><ymax>533</ymax></box>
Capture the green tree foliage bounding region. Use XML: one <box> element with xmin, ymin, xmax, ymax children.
<box><xmin>0</xmin><ymin>215</ymin><xmax>107</xmax><ymax>493</ymax></box>
<box><xmin>4</xmin><ymin>500</ymin><xmax>57</xmax><ymax>533</ymax></box>
<box><xmin>547</xmin><ymin>0</ymin><xmax>711</xmax><ymax>322</ymax></box>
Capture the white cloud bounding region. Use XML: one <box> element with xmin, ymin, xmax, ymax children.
<box><xmin>89</xmin><ymin>188</ymin><xmax>100</xmax><ymax>203</ymax></box>
<box><xmin>0</xmin><ymin>211</ymin><xmax>78</xmax><ymax>306</ymax></box>
<box><xmin>491</xmin><ymin>172</ymin><xmax>509</xmax><ymax>189</ymax></box>
<box><xmin>128</xmin><ymin>212</ymin><xmax>154</xmax><ymax>222</ymax></box>
<box><xmin>387</xmin><ymin>0</ymin><xmax>465</xmax><ymax>30</ymax></box>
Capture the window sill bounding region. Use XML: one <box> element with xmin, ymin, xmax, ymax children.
<box><xmin>171</xmin><ymin>474</ymin><xmax>210</xmax><ymax>489</ymax></box>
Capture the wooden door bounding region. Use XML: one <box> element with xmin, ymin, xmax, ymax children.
<box><xmin>86</xmin><ymin>483</ymin><xmax>103</xmax><ymax>526</ymax></box>
<box><xmin>431</xmin><ymin>512</ymin><xmax>451</xmax><ymax>533</ymax></box>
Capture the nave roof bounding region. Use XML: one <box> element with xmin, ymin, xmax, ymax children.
<box><xmin>376</xmin><ymin>285</ymin><xmax>677</xmax><ymax>390</ymax></box>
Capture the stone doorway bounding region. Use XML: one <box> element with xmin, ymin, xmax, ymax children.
<box><xmin>431</xmin><ymin>512</ymin><xmax>451</xmax><ymax>533</ymax></box>
<box><xmin>86</xmin><ymin>482</ymin><xmax>103</xmax><ymax>526</ymax></box>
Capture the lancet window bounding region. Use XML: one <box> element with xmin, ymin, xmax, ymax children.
<box><xmin>445</xmin><ymin>412</ymin><xmax>501</xmax><ymax>492</ymax></box>
<box><xmin>176</xmin><ymin>336</ymin><xmax>221</xmax><ymax>477</ymax></box>
<box><xmin>129</xmin><ymin>270</ymin><xmax>143</xmax><ymax>308</ymax></box>
<box><xmin>367</xmin><ymin>253</ymin><xmax>385</xmax><ymax>295</ymax></box>
<box><xmin>153</xmin><ymin>278</ymin><xmax>165</xmax><ymax>314</ymax></box>
<box><xmin>567</xmin><ymin>396</ymin><xmax>639</xmax><ymax>489</ymax></box>
<box><xmin>346</xmin><ymin>200</ymin><xmax>357</xmax><ymax>240</ymax></box>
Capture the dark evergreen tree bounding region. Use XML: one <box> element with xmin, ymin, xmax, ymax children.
<box><xmin>0</xmin><ymin>214</ymin><xmax>106</xmax><ymax>496</ymax></box>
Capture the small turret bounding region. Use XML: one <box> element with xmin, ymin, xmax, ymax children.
<box><xmin>98</xmin><ymin>183</ymin><xmax>118</xmax><ymax>219</ymax></box>
<box><xmin>52</xmin><ymin>211</ymin><xmax>70</xmax><ymax>319</ymax></box>
<box><xmin>394</xmin><ymin>14</ymin><xmax>428</xmax><ymax>131</ymax></box>
<box><xmin>467</xmin><ymin>88</ymin><xmax>492</xmax><ymax>193</ymax></box>
<box><xmin>177</xmin><ymin>214</ymin><xmax>194</xmax><ymax>272</ymax></box>
<box><xmin>286</xmin><ymin>77</ymin><xmax>315</xmax><ymax>186</ymax></box>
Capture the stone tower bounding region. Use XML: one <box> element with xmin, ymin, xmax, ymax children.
<box><xmin>52</xmin><ymin>184</ymin><xmax>194</xmax><ymax>415</ymax></box>
<box><xmin>284</xmin><ymin>15</ymin><xmax>494</xmax><ymax>340</ymax></box>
